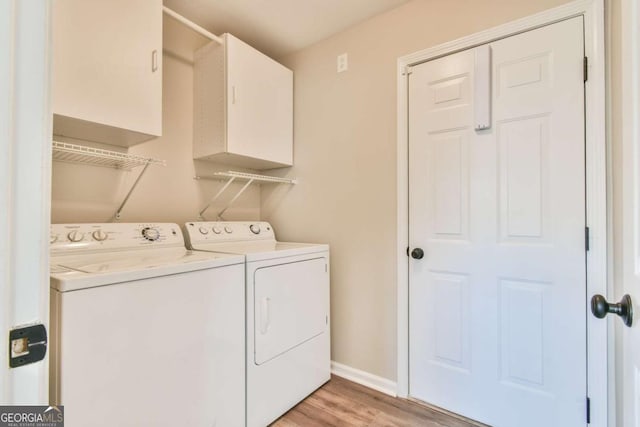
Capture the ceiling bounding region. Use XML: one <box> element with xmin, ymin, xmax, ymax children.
<box><xmin>162</xmin><ymin>0</ymin><xmax>411</xmax><ymax>59</ymax></box>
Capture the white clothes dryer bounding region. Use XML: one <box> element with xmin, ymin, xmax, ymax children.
<box><xmin>49</xmin><ymin>223</ymin><xmax>246</xmax><ymax>427</ymax></box>
<box><xmin>185</xmin><ymin>221</ymin><xmax>330</xmax><ymax>427</ymax></box>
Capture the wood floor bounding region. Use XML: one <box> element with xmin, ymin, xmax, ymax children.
<box><xmin>271</xmin><ymin>375</ymin><xmax>480</xmax><ymax>427</ymax></box>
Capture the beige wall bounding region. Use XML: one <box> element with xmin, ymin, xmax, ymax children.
<box><xmin>263</xmin><ymin>0</ymin><xmax>575</xmax><ymax>381</ymax></box>
<box><xmin>51</xmin><ymin>16</ymin><xmax>261</xmax><ymax>225</ymax></box>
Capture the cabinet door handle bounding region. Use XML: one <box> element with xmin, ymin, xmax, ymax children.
<box><xmin>151</xmin><ymin>50</ymin><xmax>158</xmax><ymax>73</ymax></box>
<box><xmin>232</xmin><ymin>86</ymin><xmax>236</xmax><ymax>104</ymax></box>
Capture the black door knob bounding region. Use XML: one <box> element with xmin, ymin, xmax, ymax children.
<box><xmin>411</xmin><ymin>248</ymin><xmax>424</xmax><ymax>260</ymax></box>
<box><xmin>591</xmin><ymin>294</ymin><xmax>633</xmax><ymax>327</ymax></box>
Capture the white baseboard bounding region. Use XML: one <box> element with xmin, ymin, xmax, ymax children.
<box><xmin>330</xmin><ymin>361</ymin><xmax>397</xmax><ymax>397</ymax></box>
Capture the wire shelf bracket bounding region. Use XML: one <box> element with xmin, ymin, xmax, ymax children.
<box><xmin>195</xmin><ymin>171</ymin><xmax>297</xmax><ymax>220</ymax></box>
<box><xmin>52</xmin><ymin>141</ymin><xmax>166</xmax><ymax>221</ymax></box>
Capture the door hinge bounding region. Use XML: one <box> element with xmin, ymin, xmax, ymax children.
<box><xmin>9</xmin><ymin>324</ymin><xmax>47</xmax><ymax>368</ymax></box>
<box><xmin>585</xmin><ymin>226</ymin><xmax>590</xmax><ymax>251</ymax></box>
<box><xmin>584</xmin><ymin>57</ymin><xmax>588</xmax><ymax>82</ymax></box>
<box><xmin>586</xmin><ymin>397</ymin><xmax>591</xmax><ymax>423</ymax></box>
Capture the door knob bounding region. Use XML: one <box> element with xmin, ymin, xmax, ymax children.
<box><xmin>411</xmin><ymin>248</ymin><xmax>424</xmax><ymax>260</ymax></box>
<box><xmin>591</xmin><ymin>294</ymin><xmax>633</xmax><ymax>327</ymax></box>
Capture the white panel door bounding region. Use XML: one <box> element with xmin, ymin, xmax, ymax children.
<box><xmin>621</xmin><ymin>0</ymin><xmax>640</xmax><ymax>424</ymax></box>
<box><xmin>409</xmin><ymin>17</ymin><xmax>586</xmax><ymax>426</ymax></box>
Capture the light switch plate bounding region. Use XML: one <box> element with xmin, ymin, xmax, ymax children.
<box><xmin>337</xmin><ymin>53</ymin><xmax>348</xmax><ymax>73</ymax></box>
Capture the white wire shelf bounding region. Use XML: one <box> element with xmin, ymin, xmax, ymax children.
<box><xmin>52</xmin><ymin>140</ymin><xmax>166</xmax><ymax>221</ymax></box>
<box><xmin>195</xmin><ymin>170</ymin><xmax>297</xmax><ymax>220</ymax></box>
<box><xmin>52</xmin><ymin>141</ymin><xmax>166</xmax><ymax>170</ymax></box>
<box><xmin>195</xmin><ymin>170</ymin><xmax>297</xmax><ymax>184</ymax></box>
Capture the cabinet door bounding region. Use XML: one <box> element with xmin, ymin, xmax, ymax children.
<box><xmin>226</xmin><ymin>34</ymin><xmax>293</xmax><ymax>167</ymax></box>
<box><xmin>53</xmin><ymin>0</ymin><xmax>162</xmax><ymax>145</ymax></box>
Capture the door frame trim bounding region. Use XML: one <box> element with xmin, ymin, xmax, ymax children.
<box><xmin>620</xmin><ymin>0</ymin><xmax>640</xmax><ymax>421</ymax></box>
<box><xmin>395</xmin><ymin>1</ymin><xmax>608</xmax><ymax>425</ymax></box>
<box><xmin>0</xmin><ymin>0</ymin><xmax>53</xmax><ymax>403</ymax></box>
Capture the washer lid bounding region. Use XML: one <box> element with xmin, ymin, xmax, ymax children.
<box><xmin>190</xmin><ymin>241</ymin><xmax>329</xmax><ymax>262</ymax></box>
<box><xmin>50</xmin><ymin>248</ymin><xmax>244</xmax><ymax>292</ymax></box>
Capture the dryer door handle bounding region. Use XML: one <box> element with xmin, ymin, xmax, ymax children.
<box><xmin>260</xmin><ymin>297</ymin><xmax>271</xmax><ymax>334</ymax></box>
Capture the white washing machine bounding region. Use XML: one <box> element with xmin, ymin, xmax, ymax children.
<box><xmin>49</xmin><ymin>223</ymin><xmax>246</xmax><ymax>427</ymax></box>
<box><xmin>185</xmin><ymin>221</ymin><xmax>330</xmax><ymax>427</ymax></box>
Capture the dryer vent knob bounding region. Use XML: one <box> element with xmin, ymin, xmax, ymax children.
<box><xmin>250</xmin><ymin>224</ymin><xmax>261</xmax><ymax>234</ymax></box>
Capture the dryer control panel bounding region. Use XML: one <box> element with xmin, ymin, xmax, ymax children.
<box><xmin>50</xmin><ymin>223</ymin><xmax>184</xmax><ymax>254</ymax></box>
<box><xmin>185</xmin><ymin>221</ymin><xmax>275</xmax><ymax>245</ymax></box>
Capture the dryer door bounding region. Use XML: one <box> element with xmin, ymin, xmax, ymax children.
<box><xmin>253</xmin><ymin>257</ymin><xmax>328</xmax><ymax>365</ymax></box>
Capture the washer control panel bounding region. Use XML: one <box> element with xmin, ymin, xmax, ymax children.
<box><xmin>50</xmin><ymin>223</ymin><xmax>184</xmax><ymax>254</ymax></box>
<box><xmin>185</xmin><ymin>221</ymin><xmax>275</xmax><ymax>245</ymax></box>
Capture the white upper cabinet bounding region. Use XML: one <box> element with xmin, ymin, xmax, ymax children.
<box><xmin>52</xmin><ymin>0</ymin><xmax>162</xmax><ymax>147</ymax></box>
<box><xmin>194</xmin><ymin>34</ymin><xmax>293</xmax><ymax>170</ymax></box>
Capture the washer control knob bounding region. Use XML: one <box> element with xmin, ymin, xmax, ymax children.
<box><xmin>67</xmin><ymin>230</ymin><xmax>84</xmax><ymax>242</ymax></box>
<box><xmin>250</xmin><ymin>224</ymin><xmax>261</xmax><ymax>234</ymax></box>
<box><xmin>199</xmin><ymin>226</ymin><xmax>209</xmax><ymax>235</ymax></box>
<box><xmin>92</xmin><ymin>230</ymin><xmax>108</xmax><ymax>241</ymax></box>
<box><xmin>224</xmin><ymin>226</ymin><xmax>233</xmax><ymax>234</ymax></box>
<box><xmin>142</xmin><ymin>227</ymin><xmax>160</xmax><ymax>241</ymax></box>
<box><xmin>50</xmin><ymin>234</ymin><xmax>58</xmax><ymax>244</ymax></box>
<box><xmin>212</xmin><ymin>226</ymin><xmax>222</xmax><ymax>235</ymax></box>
